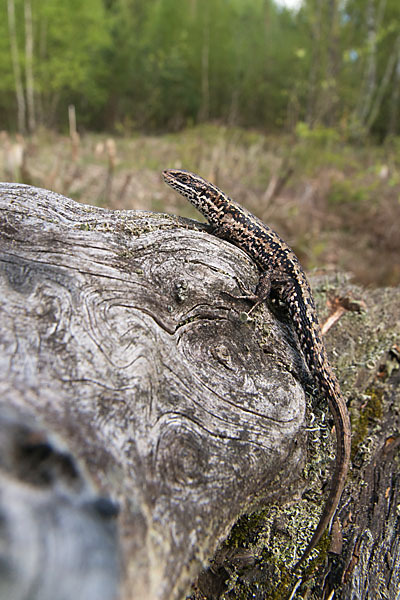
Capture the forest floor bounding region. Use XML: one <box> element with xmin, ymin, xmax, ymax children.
<box><xmin>1</xmin><ymin>124</ymin><xmax>399</xmax><ymax>287</ymax></box>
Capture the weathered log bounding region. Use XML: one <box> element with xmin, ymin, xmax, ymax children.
<box><xmin>0</xmin><ymin>183</ymin><xmax>307</xmax><ymax>599</ymax></box>
<box><xmin>0</xmin><ymin>402</ymin><xmax>120</xmax><ymax>600</ymax></box>
<box><xmin>0</xmin><ymin>183</ymin><xmax>399</xmax><ymax>600</ymax></box>
<box><xmin>190</xmin><ymin>284</ymin><xmax>400</xmax><ymax>600</ymax></box>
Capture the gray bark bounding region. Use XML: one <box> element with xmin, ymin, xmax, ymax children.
<box><xmin>198</xmin><ymin>6</ymin><xmax>210</xmax><ymax>123</ymax></box>
<box><xmin>351</xmin><ymin>0</ymin><xmax>391</xmax><ymax>137</ymax></box>
<box><xmin>24</xmin><ymin>0</ymin><xmax>36</xmax><ymax>133</ymax></box>
<box><xmin>0</xmin><ymin>184</ymin><xmax>399</xmax><ymax>600</ymax></box>
<box><xmin>323</xmin><ymin>0</ymin><xmax>339</xmax><ymax>126</ymax></box>
<box><xmin>0</xmin><ymin>183</ymin><xmax>306</xmax><ymax>600</ymax></box>
<box><xmin>190</xmin><ymin>286</ymin><xmax>400</xmax><ymax>600</ymax></box>
<box><xmin>306</xmin><ymin>0</ymin><xmax>323</xmax><ymax>127</ymax></box>
<box><xmin>356</xmin><ymin>0</ymin><xmax>378</xmax><ymax>126</ymax></box>
<box><xmin>7</xmin><ymin>0</ymin><xmax>26</xmax><ymax>133</ymax></box>
<box><xmin>0</xmin><ymin>403</ymin><xmax>120</xmax><ymax>600</ymax></box>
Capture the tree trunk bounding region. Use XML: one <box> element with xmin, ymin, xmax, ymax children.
<box><xmin>198</xmin><ymin>6</ymin><xmax>210</xmax><ymax>122</ymax></box>
<box><xmin>306</xmin><ymin>0</ymin><xmax>323</xmax><ymax>127</ymax></box>
<box><xmin>387</xmin><ymin>43</ymin><xmax>400</xmax><ymax>138</ymax></box>
<box><xmin>24</xmin><ymin>0</ymin><xmax>36</xmax><ymax>133</ymax></box>
<box><xmin>0</xmin><ymin>184</ymin><xmax>399</xmax><ymax>600</ymax></box>
<box><xmin>366</xmin><ymin>34</ymin><xmax>400</xmax><ymax>134</ymax></box>
<box><xmin>323</xmin><ymin>0</ymin><xmax>339</xmax><ymax>126</ymax></box>
<box><xmin>0</xmin><ymin>183</ymin><xmax>306</xmax><ymax>600</ymax></box>
<box><xmin>351</xmin><ymin>0</ymin><xmax>388</xmax><ymax>137</ymax></box>
<box><xmin>358</xmin><ymin>0</ymin><xmax>378</xmax><ymax>124</ymax></box>
<box><xmin>190</xmin><ymin>285</ymin><xmax>400</xmax><ymax>600</ymax></box>
<box><xmin>351</xmin><ymin>0</ymin><xmax>376</xmax><ymax>132</ymax></box>
<box><xmin>7</xmin><ymin>0</ymin><xmax>26</xmax><ymax>133</ymax></box>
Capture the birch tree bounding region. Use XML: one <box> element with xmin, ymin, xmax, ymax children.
<box><xmin>24</xmin><ymin>0</ymin><xmax>35</xmax><ymax>132</ymax></box>
<box><xmin>7</xmin><ymin>0</ymin><xmax>26</xmax><ymax>133</ymax></box>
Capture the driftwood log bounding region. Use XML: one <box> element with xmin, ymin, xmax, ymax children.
<box><xmin>0</xmin><ymin>183</ymin><xmax>399</xmax><ymax>600</ymax></box>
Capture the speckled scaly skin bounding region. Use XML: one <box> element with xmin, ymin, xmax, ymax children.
<box><xmin>163</xmin><ymin>168</ymin><xmax>351</xmax><ymax>567</ymax></box>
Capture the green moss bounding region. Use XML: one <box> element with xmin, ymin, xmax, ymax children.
<box><xmin>77</xmin><ymin>222</ymin><xmax>92</xmax><ymax>231</ymax></box>
<box><xmin>351</xmin><ymin>387</ymin><xmax>384</xmax><ymax>459</ymax></box>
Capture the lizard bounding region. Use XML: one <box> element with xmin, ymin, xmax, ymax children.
<box><xmin>162</xmin><ymin>168</ymin><xmax>351</xmax><ymax>568</ymax></box>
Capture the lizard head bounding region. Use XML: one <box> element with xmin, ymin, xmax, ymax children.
<box><xmin>162</xmin><ymin>169</ymin><xmax>230</xmax><ymax>224</ymax></box>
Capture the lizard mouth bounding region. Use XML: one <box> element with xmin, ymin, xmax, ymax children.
<box><xmin>162</xmin><ymin>169</ymin><xmax>199</xmax><ymax>199</ymax></box>
<box><xmin>163</xmin><ymin>169</ymin><xmax>192</xmax><ymax>185</ymax></box>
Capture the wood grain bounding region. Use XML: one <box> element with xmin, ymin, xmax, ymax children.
<box><xmin>0</xmin><ymin>183</ymin><xmax>306</xmax><ymax>600</ymax></box>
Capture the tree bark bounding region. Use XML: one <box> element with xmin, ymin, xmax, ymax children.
<box><xmin>190</xmin><ymin>282</ymin><xmax>400</xmax><ymax>600</ymax></box>
<box><xmin>323</xmin><ymin>0</ymin><xmax>339</xmax><ymax>126</ymax></box>
<box><xmin>387</xmin><ymin>42</ymin><xmax>400</xmax><ymax>138</ymax></box>
<box><xmin>366</xmin><ymin>34</ymin><xmax>400</xmax><ymax>134</ymax></box>
<box><xmin>24</xmin><ymin>0</ymin><xmax>36</xmax><ymax>133</ymax></box>
<box><xmin>198</xmin><ymin>5</ymin><xmax>210</xmax><ymax>122</ymax></box>
<box><xmin>351</xmin><ymin>0</ymin><xmax>389</xmax><ymax>137</ymax></box>
<box><xmin>357</xmin><ymin>0</ymin><xmax>378</xmax><ymax>126</ymax></box>
<box><xmin>306</xmin><ymin>0</ymin><xmax>323</xmax><ymax>127</ymax></box>
<box><xmin>7</xmin><ymin>0</ymin><xmax>26</xmax><ymax>133</ymax></box>
<box><xmin>0</xmin><ymin>184</ymin><xmax>399</xmax><ymax>600</ymax></box>
<box><xmin>0</xmin><ymin>183</ymin><xmax>306</xmax><ymax>600</ymax></box>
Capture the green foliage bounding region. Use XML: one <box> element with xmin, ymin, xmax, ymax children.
<box><xmin>0</xmin><ymin>0</ymin><xmax>110</xmax><ymax>129</ymax></box>
<box><xmin>328</xmin><ymin>178</ymin><xmax>379</xmax><ymax>207</ymax></box>
<box><xmin>1</xmin><ymin>0</ymin><xmax>400</xmax><ymax>136</ymax></box>
<box><xmin>328</xmin><ymin>180</ymin><xmax>369</xmax><ymax>206</ymax></box>
<box><xmin>295</xmin><ymin>122</ymin><xmax>341</xmax><ymax>146</ymax></box>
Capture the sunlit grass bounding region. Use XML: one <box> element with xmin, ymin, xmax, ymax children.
<box><xmin>1</xmin><ymin>124</ymin><xmax>399</xmax><ymax>286</ymax></box>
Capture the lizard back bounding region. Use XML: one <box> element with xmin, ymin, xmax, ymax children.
<box><xmin>163</xmin><ymin>168</ymin><xmax>351</xmax><ymax>566</ymax></box>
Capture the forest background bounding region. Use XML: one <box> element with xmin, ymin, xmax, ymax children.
<box><xmin>1</xmin><ymin>0</ymin><xmax>400</xmax><ymax>286</ymax></box>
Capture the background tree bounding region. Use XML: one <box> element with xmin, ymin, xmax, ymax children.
<box><xmin>1</xmin><ymin>0</ymin><xmax>400</xmax><ymax>138</ymax></box>
<box><xmin>7</xmin><ymin>0</ymin><xmax>26</xmax><ymax>133</ymax></box>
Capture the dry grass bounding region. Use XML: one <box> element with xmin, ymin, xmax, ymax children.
<box><xmin>1</xmin><ymin>125</ymin><xmax>399</xmax><ymax>287</ymax></box>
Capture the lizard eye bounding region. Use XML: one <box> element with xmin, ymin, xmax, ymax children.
<box><xmin>180</xmin><ymin>175</ymin><xmax>189</xmax><ymax>183</ymax></box>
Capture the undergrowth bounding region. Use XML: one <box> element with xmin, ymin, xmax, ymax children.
<box><xmin>1</xmin><ymin>124</ymin><xmax>399</xmax><ymax>286</ymax></box>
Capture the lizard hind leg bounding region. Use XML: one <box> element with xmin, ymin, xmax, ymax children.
<box><xmin>234</xmin><ymin>269</ymin><xmax>285</xmax><ymax>316</ymax></box>
<box><xmin>246</xmin><ymin>270</ymin><xmax>273</xmax><ymax>315</ymax></box>
<box><xmin>250</xmin><ymin>269</ymin><xmax>297</xmax><ymax>315</ymax></box>
<box><xmin>224</xmin><ymin>269</ymin><xmax>274</xmax><ymax>314</ymax></box>
<box><xmin>222</xmin><ymin>269</ymin><xmax>289</xmax><ymax>315</ymax></box>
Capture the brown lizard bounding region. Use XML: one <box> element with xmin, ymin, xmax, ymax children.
<box><xmin>163</xmin><ymin>168</ymin><xmax>351</xmax><ymax>567</ymax></box>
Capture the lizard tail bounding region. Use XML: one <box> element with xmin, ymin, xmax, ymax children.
<box><xmin>294</xmin><ymin>370</ymin><xmax>351</xmax><ymax>568</ymax></box>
